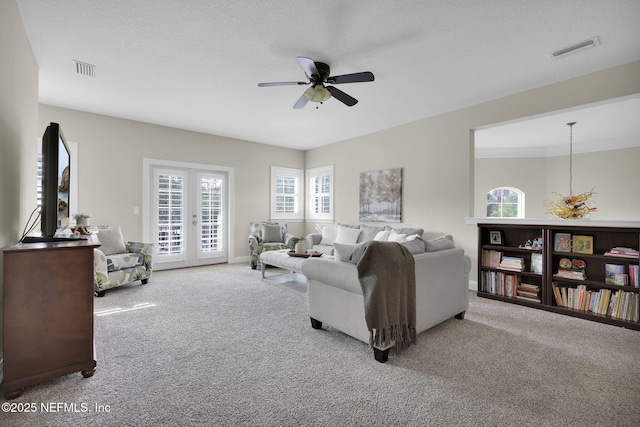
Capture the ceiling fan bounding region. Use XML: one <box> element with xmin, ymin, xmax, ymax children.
<box><xmin>257</xmin><ymin>57</ymin><xmax>375</xmax><ymax>109</ymax></box>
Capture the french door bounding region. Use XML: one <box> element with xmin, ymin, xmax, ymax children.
<box><xmin>146</xmin><ymin>161</ymin><xmax>231</xmax><ymax>270</ymax></box>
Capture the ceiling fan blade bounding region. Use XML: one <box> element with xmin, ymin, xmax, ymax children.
<box><xmin>258</xmin><ymin>81</ymin><xmax>308</xmax><ymax>87</ymax></box>
<box><xmin>327</xmin><ymin>71</ymin><xmax>375</xmax><ymax>84</ymax></box>
<box><xmin>296</xmin><ymin>56</ymin><xmax>320</xmax><ymax>79</ymax></box>
<box><xmin>326</xmin><ymin>86</ymin><xmax>358</xmax><ymax>106</ymax></box>
<box><xmin>293</xmin><ymin>93</ymin><xmax>309</xmax><ymax>109</ymax></box>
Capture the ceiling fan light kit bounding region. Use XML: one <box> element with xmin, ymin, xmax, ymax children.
<box><xmin>258</xmin><ymin>56</ymin><xmax>374</xmax><ymax>109</ymax></box>
<box><xmin>304</xmin><ymin>85</ymin><xmax>331</xmax><ymax>103</ymax></box>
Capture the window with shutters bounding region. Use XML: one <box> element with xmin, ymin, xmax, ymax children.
<box><xmin>271</xmin><ymin>166</ymin><xmax>303</xmax><ymax>220</ymax></box>
<box><xmin>306</xmin><ymin>165</ymin><xmax>333</xmax><ymax>222</ymax></box>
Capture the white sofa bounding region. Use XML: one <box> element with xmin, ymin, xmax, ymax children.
<box><xmin>301</xmin><ymin>225</ymin><xmax>471</xmax><ymax>363</ymax></box>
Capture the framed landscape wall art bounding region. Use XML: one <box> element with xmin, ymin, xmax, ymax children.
<box><xmin>359</xmin><ymin>167</ymin><xmax>402</xmax><ymax>222</ymax></box>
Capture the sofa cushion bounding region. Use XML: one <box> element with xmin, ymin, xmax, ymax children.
<box><xmin>106</xmin><ymin>253</ymin><xmax>143</xmax><ymax>272</ymax></box>
<box><xmin>261</xmin><ymin>224</ymin><xmax>283</xmax><ymax>243</ymax></box>
<box><xmin>386</xmin><ymin>226</ymin><xmax>424</xmax><ymax>238</ymax></box>
<box><xmin>358</xmin><ymin>224</ymin><xmax>384</xmax><ymax>243</ymax></box>
<box><xmin>337</xmin><ymin>223</ymin><xmax>359</xmax><ymax>229</ymax></box>
<box><xmin>98</xmin><ymin>227</ymin><xmax>127</xmax><ymax>256</ymax></box>
<box><xmin>424</xmin><ymin>235</ymin><xmax>455</xmax><ymax>252</ymax></box>
<box><xmin>319</xmin><ymin>226</ymin><xmax>339</xmax><ymax>245</ymax></box>
<box><xmin>334</xmin><ymin>242</ymin><xmax>357</xmax><ymax>262</ymax></box>
<box><xmin>335</xmin><ymin>226</ymin><xmax>361</xmax><ymax>245</ymax></box>
<box><xmin>401</xmin><ymin>237</ymin><xmax>427</xmax><ymax>254</ymax></box>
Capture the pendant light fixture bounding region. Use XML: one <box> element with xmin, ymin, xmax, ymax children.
<box><xmin>545</xmin><ymin>121</ymin><xmax>597</xmax><ymax>219</ymax></box>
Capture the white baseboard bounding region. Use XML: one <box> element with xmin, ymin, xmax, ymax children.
<box><xmin>468</xmin><ymin>279</ymin><xmax>478</xmax><ymax>292</ymax></box>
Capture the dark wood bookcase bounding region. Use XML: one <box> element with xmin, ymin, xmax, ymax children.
<box><xmin>2</xmin><ymin>239</ymin><xmax>99</xmax><ymax>399</ymax></box>
<box><xmin>476</xmin><ymin>221</ymin><xmax>640</xmax><ymax>331</ymax></box>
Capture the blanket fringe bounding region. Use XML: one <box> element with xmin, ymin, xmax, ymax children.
<box><xmin>370</xmin><ymin>324</ymin><xmax>417</xmax><ymax>354</ymax></box>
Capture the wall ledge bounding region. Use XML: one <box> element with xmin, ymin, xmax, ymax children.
<box><xmin>464</xmin><ymin>217</ymin><xmax>640</xmax><ymax>228</ymax></box>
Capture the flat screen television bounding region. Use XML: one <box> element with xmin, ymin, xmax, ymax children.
<box><xmin>41</xmin><ymin>122</ymin><xmax>71</xmax><ymax>238</ymax></box>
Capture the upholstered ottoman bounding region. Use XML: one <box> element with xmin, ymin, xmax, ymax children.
<box><xmin>259</xmin><ymin>249</ymin><xmax>308</xmax><ymax>278</ymax></box>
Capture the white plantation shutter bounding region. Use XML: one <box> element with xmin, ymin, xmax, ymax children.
<box><xmin>271</xmin><ymin>166</ymin><xmax>303</xmax><ymax>220</ymax></box>
<box><xmin>306</xmin><ymin>165</ymin><xmax>334</xmax><ymax>221</ymax></box>
<box><xmin>156</xmin><ymin>171</ymin><xmax>185</xmax><ymax>259</ymax></box>
<box><xmin>199</xmin><ymin>174</ymin><xmax>224</xmax><ymax>253</ymax></box>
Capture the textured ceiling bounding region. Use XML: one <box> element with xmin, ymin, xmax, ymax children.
<box><xmin>16</xmin><ymin>0</ymin><xmax>640</xmax><ymax>150</ymax></box>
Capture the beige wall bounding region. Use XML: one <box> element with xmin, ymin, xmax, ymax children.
<box><xmin>476</xmin><ymin>147</ymin><xmax>640</xmax><ymax>221</ymax></box>
<box><xmin>474</xmin><ymin>156</ymin><xmax>549</xmax><ymax>218</ymax></box>
<box><xmin>38</xmin><ymin>105</ymin><xmax>306</xmax><ymax>261</ymax></box>
<box><xmin>0</xmin><ymin>0</ymin><xmax>40</xmax><ymax>365</ymax></box>
<box><xmin>546</xmin><ymin>147</ymin><xmax>640</xmax><ymax>220</ymax></box>
<box><xmin>305</xmin><ymin>61</ymin><xmax>640</xmax><ymax>284</ymax></box>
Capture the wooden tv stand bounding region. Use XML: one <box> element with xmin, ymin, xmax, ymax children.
<box><xmin>2</xmin><ymin>238</ymin><xmax>99</xmax><ymax>399</ymax></box>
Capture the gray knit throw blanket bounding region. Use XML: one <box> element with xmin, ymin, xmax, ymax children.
<box><xmin>350</xmin><ymin>241</ymin><xmax>417</xmax><ymax>353</ymax></box>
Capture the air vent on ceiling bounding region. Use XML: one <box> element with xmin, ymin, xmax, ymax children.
<box><xmin>73</xmin><ymin>60</ymin><xmax>95</xmax><ymax>77</ymax></box>
<box><xmin>550</xmin><ymin>37</ymin><xmax>600</xmax><ymax>60</ymax></box>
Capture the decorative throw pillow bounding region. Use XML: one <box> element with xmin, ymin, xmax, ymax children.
<box><xmin>98</xmin><ymin>226</ymin><xmax>127</xmax><ymax>256</ymax></box>
<box><xmin>261</xmin><ymin>224</ymin><xmax>283</xmax><ymax>243</ymax></box>
<box><xmin>334</xmin><ymin>226</ymin><xmax>362</xmax><ymax>245</ymax></box>
<box><xmin>424</xmin><ymin>235</ymin><xmax>455</xmax><ymax>252</ymax></box>
<box><xmin>358</xmin><ymin>224</ymin><xmax>384</xmax><ymax>243</ymax></box>
<box><xmin>374</xmin><ymin>230</ymin><xmax>390</xmax><ymax>241</ymax></box>
<box><xmin>402</xmin><ymin>237</ymin><xmax>426</xmax><ymax>254</ymax></box>
<box><xmin>387</xmin><ymin>230</ymin><xmax>407</xmax><ymax>242</ymax></box>
<box><xmin>334</xmin><ymin>242</ymin><xmax>357</xmax><ymax>262</ymax></box>
<box><xmin>387</xmin><ymin>226</ymin><xmax>424</xmax><ymax>238</ymax></box>
<box><xmin>403</xmin><ymin>234</ymin><xmax>420</xmax><ymax>242</ymax></box>
<box><xmin>337</xmin><ymin>223</ymin><xmax>359</xmax><ymax>229</ymax></box>
<box><xmin>319</xmin><ymin>226</ymin><xmax>339</xmax><ymax>246</ymax></box>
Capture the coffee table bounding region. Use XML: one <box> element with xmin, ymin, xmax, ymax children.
<box><xmin>260</xmin><ymin>249</ymin><xmax>310</xmax><ymax>276</ymax></box>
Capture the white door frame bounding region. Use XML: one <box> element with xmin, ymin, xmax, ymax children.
<box><xmin>143</xmin><ymin>158</ymin><xmax>235</xmax><ymax>270</ymax></box>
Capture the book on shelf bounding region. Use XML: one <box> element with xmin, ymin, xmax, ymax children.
<box><xmin>482</xmin><ymin>249</ymin><xmax>502</xmax><ymax>268</ymax></box>
<box><xmin>498</xmin><ymin>256</ymin><xmax>524</xmax><ymax>272</ymax></box>
<box><xmin>554</xmin><ymin>233</ymin><xmax>572</xmax><ymax>252</ymax></box>
<box><xmin>480</xmin><ymin>271</ymin><xmax>520</xmax><ymax>297</ymax></box>
<box><xmin>606</xmin><ymin>289</ymin><xmax>639</xmax><ymax>322</ymax></box>
<box><xmin>550</xmin><ymin>282</ymin><xmax>638</xmax><ymax>321</ymax></box>
<box><xmin>604</xmin><ymin>247</ymin><xmax>639</xmax><ymax>259</ymax></box>
<box><xmin>551</xmin><ymin>282</ymin><xmax>564</xmax><ymax>307</ymax></box>
<box><xmin>572</xmin><ymin>235</ymin><xmax>593</xmax><ymax>254</ymax></box>
<box><xmin>530</xmin><ymin>252</ymin><xmax>543</xmax><ymax>274</ymax></box>
<box><xmin>613</xmin><ymin>273</ymin><xmax>629</xmax><ymax>286</ymax></box>
<box><xmin>605</xmin><ymin>264</ymin><xmax>625</xmax><ymax>284</ymax></box>
<box><xmin>630</xmin><ymin>264</ymin><xmax>639</xmax><ymax>288</ymax></box>
<box><xmin>556</xmin><ymin>268</ymin><xmax>586</xmax><ymax>280</ymax></box>
<box><xmin>516</xmin><ymin>282</ymin><xmax>541</xmax><ymax>303</ymax></box>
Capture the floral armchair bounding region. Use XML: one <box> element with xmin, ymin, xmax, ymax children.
<box><xmin>248</xmin><ymin>222</ymin><xmax>294</xmax><ymax>269</ymax></box>
<box><xmin>93</xmin><ymin>226</ymin><xmax>154</xmax><ymax>296</ymax></box>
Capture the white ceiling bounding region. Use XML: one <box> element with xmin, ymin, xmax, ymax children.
<box><xmin>16</xmin><ymin>0</ymin><xmax>640</xmax><ymax>151</ymax></box>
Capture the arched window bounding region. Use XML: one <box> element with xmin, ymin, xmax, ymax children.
<box><xmin>486</xmin><ymin>187</ymin><xmax>524</xmax><ymax>218</ymax></box>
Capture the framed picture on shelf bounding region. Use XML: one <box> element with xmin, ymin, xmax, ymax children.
<box><xmin>489</xmin><ymin>230</ymin><xmax>503</xmax><ymax>245</ymax></box>
<box><xmin>572</xmin><ymin>235</ymin><xmax>593</xmax><ymax>254</ymax></box>
<box><xmin>605</xmin><ymin>264</ymin><xmax>625</xmax><ymax>284</ymax></box>
<box><xmin>530</xmin><ymin>252</ymin><xmax>543</xmax><ymax>274</ymax></box>
<box><xmin>553</xmin><ymin>233</ymin><xmax>572</xmax><ymax>252</ymax></box>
